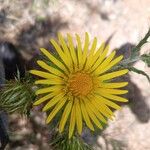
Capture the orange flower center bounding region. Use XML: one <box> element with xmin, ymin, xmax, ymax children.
<box><xmin>68</xmin><ymin>72</ymin><xmax>93</xmax><ymax>97</ymax></box>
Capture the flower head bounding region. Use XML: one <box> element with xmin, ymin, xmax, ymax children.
<box><xmin>30</xmin><ymin>33</ymin><xmax>128</xmax><ymax>138</ymax></box>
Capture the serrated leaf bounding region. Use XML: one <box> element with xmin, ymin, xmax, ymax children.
<box><xmin>131</xmin><ymin>28</ymin><xmax>150</xmax><ymax>58</ymax></box>
<box><xmin>128</xmin><ymin>66</ymin><xmax>150</xmax><ymax>83</ymax></box>
<box><xmin>141</xmin><ymin>54</ymin><xmax>150</xmax><ymax>67</ymax></box>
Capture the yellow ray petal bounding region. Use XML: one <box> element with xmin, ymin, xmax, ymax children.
<box><xmin>82</xmin><ymin>32</ymin><xmax>89</xmax><ymax>67</ymax></box>
<box><xmin>88</xmin><ymin>112</ymin><xmax>103</xmax><ymax>129</ymax></box>
<box><xmin>35</xmin><ymin>79</ymin><xmax>64</xmax><ymax>85</ymax></box>
<box><xmin>98</xmin><ymin>69</ymin><xmax>129</xmax><ymax>81</ymax></box>
<box><xmin>33</xmin><ymin>92</ymin><xmax>59</xmax><ymax>106</ymax></box>
<box><xmin>40</xmin><ymin>48</ymin><xmax>68</xmax><ymax>73</ymax></box>
<box><xmin>90</xmin><ymin>44</ymin><xmax>109</xmax><ymax>72</ymax></box>
<box><xmin>83</xmin><ymin>32</ymin><xmax>89</xmax><ymax>54</ymax></box>
<box><xmin>93</xmin><ymin>51</ymin><xmax>116</xmax><ymax>75</ymax></box>
<box><xmin>46</xmin><ymin>99</ymin><xmax>67</xmax><ymax>124</ymax></box>
<box><xmin>43</xmin><ymin>93</ymin><xmax>66</xmax><ymax>112</ymax></box>
<box><xmin>98</xmin><ymin>55</ymin><xmax>123</xmax><ymax>75</ymax></box>
<box><xmin>98</xmin><ymin>92</ymin><xmax>128</xmax><ymax>102</ymax></box>
<box><xmin>91</xmin><ymin>97</ymin><xmax>114</xmax><ymax>118</ymax></box>
<box><xmin>36</xmin><ymin>86</ymin><xmax>63</xmax><ymax>95</ymax></box>
<box><xmin>92</xmin><ymin>99</ymin><xmax>112</xmax><ymax>117</ymax></box>
<box><xmin>80</xmin><ymin>100</ymin><xmax>94</xmax><ymax>131</ymax></box>
<box><xmin>96</xmin><ymin>95</ymin><xmax>121</xmax><ymax>110</ymax></box>
<box><xmin>76</xmin><ymin>34</ymin><xmax>83</xmax><ymax>69</ymax></box>
<box><xmin>91</xmin><ymin>101</ymin><xmax>110</xmax><ymax>119</ymax></box>
<box><xmin>99</xmin><ymin>82</ymin><xmax>128</xmax><ymax>89</ymax></box>
<box><xmin>90</xmin><ymin>37</ymin><xmax>97</xmax><ymax>55</ymax></box>
<box><xmin>91</xmin><ymin>108</ymin><xmax>107</xmax><ymax>124</ymax></box>
<box><xmin>67</xmin><ymin>33</ymin><xmax>78</xmax><ymax>71</ymax></box>
<box><xmin>83</xmin><ymin>100</ymin><xmax>102</xmax><ymax>129</ymax></box>
<box><xmin>50</xmin><ymin>39</ymin><xmax>71</xmax><ymax>68</ymax></box>
<box><xmin>75</xmin><ymin>99</ymin><xmax>82</xmax><ymax>134</ymax></box>
<box><xmin>57</xmin><ymin>33</ymin><xmax>73</xmax><ymax>71</ymax></box>
<box><xmin>37</xmin><ymin>60</ymin><xmax>65</xmax><ymax>77</ymax></box>
<box><xmin>93</xmin><ymin>42</ymin><xmax>105</xmax><ymax>59</ymax></box>
<box><xmin>69</xmin><ymin>103</ymin><xmax>76</xmax><ymax>139</ymax></box>
<box><xmin>30</xmin><ymin>70</ymin><xmax>61</xmax><ymax>79</ymax></box>
<box><xmin>86</xmin><ymin>42</ymin><xmax>105</xmax><ymax>70</ymax></box>
<box><xmin>59</xmin><ymin>100</ymin><xmax>73</xmax><ymax>133</ymax></box>
<box><xmin>58</xmin><ymin>33</ymin><xmax>70</xmax><ymax>55</ymax></box>
<box><xmin>85</xmin><ymin>96</ymin><xmax>107</xmax><ymax>124</ymax></box>
<box><xmin>93</xmin><ymin>42</ymin><xmax>105</xmax><ymax>57</ymax></box>
<box><xmin>96</xmin><ymin>88</ymin><xmax>128</xmax><ymax>95</ymax></box>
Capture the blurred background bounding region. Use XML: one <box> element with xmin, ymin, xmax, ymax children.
<box><xmin>0</xmin><ymin>0</ymin><xmax>150</xmax><ymax>149</ymax></box>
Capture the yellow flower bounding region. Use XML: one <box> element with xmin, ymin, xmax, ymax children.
<box><xmin>30</xmin><ymin>33</ymin><xmax>128</xmax><ymax>138</ymax></box>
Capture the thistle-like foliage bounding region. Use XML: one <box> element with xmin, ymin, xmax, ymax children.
<box><xmin>0</xmin><ymin>76</ymin><xmax>35</xmax><ymax>115</ymax></box>
<box><xmin>50</xmin><ymin>132</ymin><xmax>92</xmax><ymax>150</ymax></box>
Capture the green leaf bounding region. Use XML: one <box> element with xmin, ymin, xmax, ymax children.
<box><xmin>141</xmin><ymin>53</ymin><xmax>150</xmax><ymax>67</ymax></box>
<box><xmin>131</xmin><ymin>28</ymin><xmax>150</xmax><ymax>58</ymax></box>
<box><xmin>128</xmin><ymin>66</ymin><xmax>150</xmax><ymax>83</ymax></box>
<box><xmin>0</xmin><ymin>76</ymin><xmax>36</xmax><ymax>115</ymax></box>
<box><xmin>50</xmin><ymin>131</ymin><xmax>93</xmax><ymax>150</ymax></box>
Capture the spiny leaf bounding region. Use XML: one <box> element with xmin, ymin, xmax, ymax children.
<box><xmin>128</xmin><ymin>66</ymin><xmax>150</xmax><ymax>83</ymax></box>
<box><xmin>50</xmin><ymin>131</ymin><xmax>93</xmax><ymax>150</ymax></box>
<box><xmin>131</xmin><ymin>28</ymin><xmax>150</xmax><ymax>58</ymax></box>
<box><xmin>141</xmin><ymin>53</ymin><xmax>150</xmax><ymax>67</ymax></box>
<box><xmin>0</xmin><ymin>77</ymin><xmax>36</xmax><ymax>115</ymax></box>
